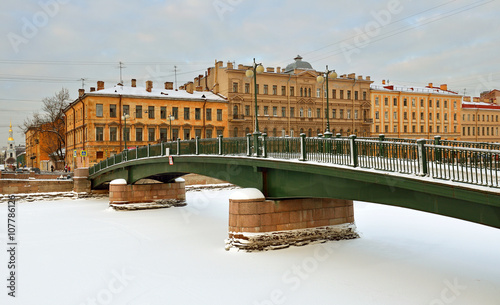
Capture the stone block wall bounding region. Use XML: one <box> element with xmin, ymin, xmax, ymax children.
<box><xmin>229</xmin><ymin>197</ymin><xmax>354</xmax><ymax>233</ymax></box>
<box><xmin>109</xmin><ymin>181</ymin><xmax>185</xmax><ymax>204</ymax></box>
<box><xmin>73</xmin><ymin>168</ymin><xmax>91</xmax><ymax>193</ymax></box>
<box><xmin>0</xmin><ymin>180</ymin><xmax>74</xmax><ymax>194</ymax></box>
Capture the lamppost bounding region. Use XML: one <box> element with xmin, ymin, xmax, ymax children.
<box><xmin>246</xmin><ymin>58</ymin><xmax>264</xmax><ymax>155</ymax></box>
<box><xmin>168</xmin><ymin>114</ymin><xmax>175</xmax><ymax>141</ymax></box>
<box><xmin>317</xmin><ymin>65</ymin><xmax>337</xmax><ymax>138</ymax></box>
<box><xmin>122</xmin><ymin>113</ymin><xmax>130</xmax><ymax>151</ymax></box>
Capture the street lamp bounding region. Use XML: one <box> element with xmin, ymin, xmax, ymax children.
<box><xmin>168</xmin><ymin>114</ymin><xmax>175</xmax><ymax>141</ymax></box>
<box><xmin>246</xmin><ymin>58</ymin><xmax>264</xmax><ymax>155</ymax></box>
<box><xmin>317</xmin><ymin>65</ymin><xmax>337</xmax><ymax>138</ymax></box>
<box><xmin>122</xmin><ymin>113</ymin><xmax>130</xmax><ymax>151</ymax></box>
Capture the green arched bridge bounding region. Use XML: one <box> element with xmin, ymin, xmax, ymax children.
<box><xmin>89</xmin><ymin>135</ymin><xmax>500</xmax><ymax>229</ymax></box>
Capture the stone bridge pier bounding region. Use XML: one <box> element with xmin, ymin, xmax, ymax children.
<box><xmin>226</xmin><ymin>188</ymin><xmax>359</xmax><ymax>251</ymax></box>
<box><xmin>109</xmin><ymin>178</ymin><xmax>186</xmax><ymax>205</ymax></box>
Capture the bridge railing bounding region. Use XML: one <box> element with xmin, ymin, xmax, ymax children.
<box><xmin>88</xmin><ymin>134</ymin><xmax>500</xmax><ymax>188</ymax></box>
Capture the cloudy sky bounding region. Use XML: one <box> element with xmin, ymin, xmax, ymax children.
<box><xmin>1</xmin><ymin>0</ymin><xmax>499</xmax><ymax>144</ymax></box>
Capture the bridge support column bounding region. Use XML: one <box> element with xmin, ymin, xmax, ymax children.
<box><xmin>109</xmin><ymin>178</ymin><xmax>185</xmax><ymax>205</ymax></box>
<box><xmin>226</xmin><ymin>188</ymin><xmax>359</xmax><ymax>251</ymax></box>
<box><xmin>73</xmin><ymin>167</ymin><xmax>91</xmax><ymax>193</ymax></box>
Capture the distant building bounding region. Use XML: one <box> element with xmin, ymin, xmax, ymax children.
<box><xmin>189</xmin><ymin>56</ymin><xmax>373</xmax><ymax>138</ymax></box>
<box><xmin>64</xmin><ymin>80</ymin><xmax>228</xmax><ymax>169</ymax></box>
<box><xmin>370</xmin><ymin>81</ymin><xmax>462</xmax><ymax>139</ymax></box>
<box><xmin>25</xmin><ymin>120</ymin><xmax>65</xmax><ymax>171</ymax></box>
<box><xmin>5</xmin><ymin>122</ymin><xmax>17</xmax><ymax>168</ymax></box>
<box><xmin>461</xmin><ymin>91</ymin><xmax>500</xmax><ymax>142</ymax></box>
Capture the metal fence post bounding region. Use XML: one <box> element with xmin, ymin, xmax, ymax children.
<box><xmin>299</xmin><ymin>133</ymin><xmax>307</xmax><ymax>161</ymax></box>
<box><xmin>218</xmin><ymin>134</ymin><xmax>223</xmax><ymax>155</ymax></box>
<box><xmin>246</xmin><ymin>133</ymin><xmax>252</xmax><ymax>156</ymax></box>
<box><xmin>379</xmin><ymin>134</ymin><xmax>385</xmax><ymax>157</ymax></box>
<box><xmin>417</xmin><ymin>139</ymin><xmax>428</xmax><ymax>176</ymax></box>
<box><xmin>434</xmin><ymin>135</ymin><xmax>441</xmax><ymax>163</ymax></box>
<box><xmin>147</xmin><ymin>144</ymin><xmax>150</xmax><ymax>158</ymax></box>
<box><xmin>336</xmin><ymin>133</ymin><xmax>342</xmax><ymax>154</ymax></box>
<box><xmin>349</xmin><ymin>134</ymin><xmax>358</xmax><ymax>167</ymax></box>
<box><xmin>262</xmin><ymin>133</ymin><xmax>268</xmax><ymax>158</ymax></box>
<box><xmin>161</xmin><ymin>142</ymin><xmax>164</xmax><ymax>156</ymax></box>
<box><xmin>177</xmin><ymin>138</ymin><xmax>181</xmax><ymax>155</ymax></box>
<box><xmin>195</xmin><ymin>136</ymin><xmax>199</xmax><ymax>155</ymax></box>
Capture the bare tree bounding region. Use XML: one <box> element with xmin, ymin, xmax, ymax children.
<box><xmin>21</xmin><ymin>88</ymin><xmax>70</xmax><ymax>165</ymax></box>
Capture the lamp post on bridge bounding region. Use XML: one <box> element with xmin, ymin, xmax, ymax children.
<box><xmin>317</xmin><ymin>65</ymin><xmax>337</xmax><ymax>138</ymax></box>
<box><xmin>121</xmin><ymin>113</ymin><xmax>130</xmax><ymax>151</ymax></box>
<box><xmin>168</xmin><ymin>114</ymin><xmax>175</xmax><ymax>141</ymax></box>
<box><xmin>246</xmin><ymin>58</ymin><xmax>265</xmax><ymax>156</ymax></box>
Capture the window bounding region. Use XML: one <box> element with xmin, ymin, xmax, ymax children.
<box><xmin>172</xmin><ymin>107</ymin><xmax>178</xmax><ymax>119</ymax></box>
<box><xmin>347</xmin><ymin>90</ymin><xmax>351</xmax><ymax>99</ymax></box>
<box><xmin>403</xmin><ymin>98</ymin><xmax>407</xmax><ymax>106</ymax></box>
<box><xmin>136</xmin><ymin>105</ymin><xmax>142</xmax><ymax>118</ymax></box>
<box><xmin>412</xmin><ymin>98</ymin><xmax>415</xmax><ymax>107</ymax></box>
<box><xmin>148</xmin><ymin>106</ymin><xmax>154</xmax><ymax>119</ymax></box>
<box><xmin>436</xmin><ymin>100</ymin><xmax>440</xmax><ymax>108</ymax></box>
<box><xmin>331</xmin><ymin>89</ymin><xmax>336</xmax><ymax>99</ymax></box>
<box><xmin>96</xmin><ymin>127</ymin><xmax>104</xmax><ymax>141</ymax></box>
<box><xmin>282</xmin><ymin>107</ymin><xmax>286</xmax><ymax>117</ymax></box>
<box><xmin>206</xmin><ymin>129</ymin><xmax>212</xmax><ymax>139</ymax></box>
<box><xmin>184</xmin><ymin>107</ymin><xmax>190</xmax><ymax>120</ymax></box>
<box><xmin>412</xmin><ymin>126</ymin><xmax>416</xmax><ymax>133</ymax></box>
<box><xmin>355</xmin><ymin>110</ymin><xmax>358</xmax><ymax>119</ymax></box>
<box><xmin>385</xmin><ymin>125</ymin><xmax>388</xmax><ymax>133</ymax></box>
<box><xmin>110</xmin><ymin>105</ymin><xmax>117</xmax><ymax>118</ymax></box>
<box><xmin>273</xmin><ymin>85</ymin><xmax>277</xmax><ymax>95</ymax></box>
<box><xmin>195</xmin><ymin>129</ymin><xmax>201</xmax><ymax>138</ymax></box>
<box><xmin>264</xmin><ymin>106</ymin><xmax>269</xmax><ymax>116</ymax></box>
<box><xmin>317</xmin><ymin>108</ymin><xmax>321</xmax><ymax>118</ymax></box>
<box><xmin>412</xmin><ymin>112</ymin><xmax>416</xmax><ymax>120</ymax></box>
<box><xmin>233</xmin><ymin>128</ymin><xmax>238</xmax><ymax>137</ymax></box>
<box><xmin>299</xmin><ymin>108</ymin><xmax>304</xmax><ymax>117</ymax></box>
<box><xmin>245</xmin><ymin>106</ymin><xmax>250</xmax><ymax>116</ymax></box>
<box><xmin>256</xmin><ymin>84</ymin><xmax>259</xmax><ymax>94</ymax></box>
<box><xmin>375</xmin><ymin>111</ymin><xmax>379</xmax><ymax>119</ymax></box>
<box><xmin>340</xmin><ymin>109</ymin><xmax>344</xmax><ymax>119</ymax></box>
<box><xmin>316</xmin><ymin>88</ymin><xmax>321</xmax><ymax>98</ymax></box>
<box><xmin>300</xmin><ymin>87</ymin><xmax>304</xmax><ymax>97</ymax></box>
<box><xmin>96</xmin><ymin>151</ymin><xmax>104</xmax><ymax>159</ymax></box>
<box><xmin>160</xmin><ymin>128</ymin><xmax>167</xmax><ymax>141</ymax></box>
<box><xmin>217</xmin><ymin>109</ymin><xmax>222</xmax><ymax>121</ymax></box>
<box><xmin>444</xmin><ymin>113</ymin><xmax>448</xmax><ymax>121</ymax></box>
<box><xmin>393</xmin><ymin>98</ymin><xmax>397</xmax><ymax>106</ymax></box>
<box><xmin>444</xmin><ymin>100</ymin><xmax>448</xmax><ymax>108</ymax></box>
<box><xmin>454</xmin><ymin>113</ymin><xmax>457</xmax><ymax>121</ymax></box>
<box><xmin>429</xmin><ymin>100</ymin><xmax>432</xmax><ymax>107</ymax></box>
<box><xmin>308</xmin><ymin>108</ymin><xmax>312</xmax><ymax>118</ymax></box>
<box><xmin>184</xmin><ymin>128</ymin><xmax>191</xmax><ymax>140</ymax></box>
<box><xmin>123</xmin><ymin>127</ymin><xmax>130</xmax><ymax>142</ymax></box>
<box><xmin>394</xmin><ymin>112</ymin><xmax>397</xmax><ymax>120</ymax></box>
<box><xmin>421</xmin><ymin>126</ymin><xmax>424</xmax><ymax>133</ymax></box>
<box><xmin>195</xmin><ymin>108</ymin><xmax>201</xmax><ymax>120</ymax></box>
<box><xmin>332</xmin><ymin>109</ymin><xmax>336</xmax><ymax>119</ymax></box>
<box><xmin>354</xmin><ymin>91</ymin><xmax>358</xmax><ymax>100</ymax></box>
<box><xmin>96</xmin><ymin>104</ymin><xmax>103</xmax><ymax>117</ymax></box>
<box><xmin>290</xmin><ymin>107</ymin><xmax>295</xmax><ymax>117</ymax></box>
<box><xmin>136</xmin><ymin>128</ymin><xmax>143</xmax><ymax>141</ymax></box>
<box><xmin>148</xmin><ymin>128</ymin><xmax>155</xmax><ymax>141</ymax></box>
<box><xmin>206</xmin><ymin>108</ymin><xmax>212</xmax><ymax>121</ymax></box>
<box><xmin>436</xmin><ymin>113</ymin><xmax>440</xmax><ymax>120</ymax></box>
<box><xmin>403</xmin><ymin>112</ymin><xmax>407</xmax><ymax>120</ymax></box>
<box><xmin>384</xmin><ymin>111</ymin><xmax>388</xmax><ymax>120</ymax></box>
<box><xmin>376</xmin><ymin>125</ymin><xmax>380</xmax><ymax>133</ymax></box>
<box><xmin>340</xmin><ymin>90</ymin><xmax>344</xmax><ymax>99</ymax></box>
<box><xmin>232</xmin><ymin>82</ymin><xmax>238</xmax><ymax>93</ymax></box>
<box><xmin>160</xmin><ymin>106</ymin><xmax>166</xmax><ymax>119</ymax></box>
<box><xmin>290</xmin><ymin>86</ymin><xmax>294</xmax><ymax>96</ymax></box>
<box><xmin>123</xmin><ymin>105</ymin><xmax>129</xmax><ymax>116</ymax></box>
<box><xmin>363</xmin><ymin>91</ymin><xmax>366</xmax><ymax>100</ymax></box>
<box><xmin>264</xmin><ymin>85</ymin><xmax>268</xmax><ymax>94</ymax></box>
<box><xmin>375</xmin><ymin>97</ymin><xmax>379</xmax><ymax>106</ymax></box>
<box><xmin>347</xmin><ymin>110</ymin><xmax>351</xmax><ymax>119</ymax></box>
<box><xmin>384</xmin><ymin>97</ymin><xmax>388</xmax><ymax>106</ymax></box>
<box><xmin>110</xmin><ymin>127</ymin><xmax>117</xmax><ymax>141</ymax></box>
<box><xmin>421</xmin><ymin>99</ymin><xmax>424</xmax><ymax>107</ymax></box>
<box><xmin>281</xmin><ymin>86</ymin><xmax>286</xmax><ymax>96</ymax></box>
<box><xmin>245</xmin><ymin>83</ymin><xmax>250</xmax><ymax>93</ymax></box>
<box><xmin>308</xmin><ymin>88</ymin><xmax>311</xmax><ymax>97</ymax></box>
<box><xmin>273</xmin><ymin>106</ymin><xmax>277</xmax><ymax>117</ymax></box>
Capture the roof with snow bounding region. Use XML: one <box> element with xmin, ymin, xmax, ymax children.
<box><xmin>86</xmin><ymin>84</ymin><xmax>227</xmax><ymax>102</ymax></box>
<box><xmin>370</xmin><ymin>83</ymin><xmax>461</xmax><ymax>96</ymax></box>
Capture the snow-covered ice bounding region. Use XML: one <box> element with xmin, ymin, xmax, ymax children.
<box><xmin>0</xmin><ymin>188</ymin><xmax>499</xmax><ymax>304</ymax></box>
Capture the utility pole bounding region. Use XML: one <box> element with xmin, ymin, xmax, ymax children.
<box><xmin>80</xmin><ymin>78</ymin><xmax>86</xmax><ymax>89</ymax></box>
<box><xmin>118</xmin><ymin>61</ymin><xmax>126</xmax><ymax>84</ymax></box>
<box><xmin>174</xmin><ymin>65</ymin><xmax>178</xmax><ymax>90</ymax></box>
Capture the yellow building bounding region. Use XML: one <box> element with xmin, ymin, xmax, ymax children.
<box><xmin>461</xmin><ymin>94</ymin><xmax>500</xmax><ymax>142</ymax></box>
<box><xmin>370</xmin><ymin>81</ymin><xmax>462</xmax><ymax>140</ymax></box>
<box><xmin>64</xmin><ymin>80</ymin><xmax>228</xmax><ymax>169</ymax></box>
<box><xmin>188</xmin><ymin>56</ymin><xmax>373</xmax><ymax>137</ymax></box>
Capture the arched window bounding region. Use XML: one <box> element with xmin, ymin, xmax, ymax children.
<box><xmin>245</xmin><ymin>127</ymin><xmax>250</xmax><ymax>135</ymax></box>
<box><xmin>308</xmin><ymin>88</ymin><xmax>311</xmax><ymax>97</ymax></box>
<box><xmin>299</xmin><ymin>108</ymin><xmax>304</xmax><ymax>117</ymax></box>
<box><xmin>300</xmin><ymin>88</ymin><xmax>303</xmax><ymax>97</ymax></box>
<box><xmin>300</xmin><ymin>128</ymin><xmax>304</xmax><ymax>134</ymax></box>
<box><xmin>282</xmin><ymin>129</ymin><xmax>286</xmax><ymax>137</ymax></box>
<box><xmin>264</xmin><ymin>127</ymin><xmax>268</xmax><ymax>135</ymax></box>
<box><xmin>317</xmin><ymin>129</ymin><xmax>321</xmax><ymax>136</ymax></box>
<box><xmin>308</xmin><ymin>108</ymin><xmax>312</xmax><ymax>118</ymax></box>
<box><xmin>290</xmin><ymin>129</ymin><xmax>295</xmax><ymax>137</ymax></box>
<box><xmin>308</xmin><ymin>128</ymin><xmax>312</xmax><ymax>137</ymax></box>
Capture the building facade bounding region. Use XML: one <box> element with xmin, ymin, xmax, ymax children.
<box><xmin>370</xmin><ymin>82</ymin><xmax>462</xmax><ymax>140</ymax></box>
<box><xmin>25</xmin><ymin>120</ymin><xmax>64</xmax><ymax>171</ymax></box>
<box><xmin>188</xmin><ymin>56</ymin><xmax>373</xmax><ymax>138</ymax></box>
<box><xmin>461</xmin><ymin>94</ymin><xmax>500</xmax><ymax>142</ymax></box>
<box><xmin>5</xmin><ymin>122</ymin><xmax>17</xmax><ymax>168</ymax></box>
<box><xmin>64</xmin><ymin>80</ymin><xmax>228</xmax><ymax>169</ymax></box>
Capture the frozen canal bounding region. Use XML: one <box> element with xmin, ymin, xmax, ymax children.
<box><xmin>1</xmin><ymin>188</ymin><xmax>499</xmax><ymax>305</ymax></box>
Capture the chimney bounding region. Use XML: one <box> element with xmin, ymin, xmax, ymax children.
<box><xmin>78</xmin><ymin>89</ymin><xmax>85</xmax><ymax>97</ymax></box>
<box><xmin>165</xmin><ymin>82</ymin><xmax>173</xmax><ymax>90</ymax></box>
<box><xmin>357</xmin><ymin>75</ymin><xmax>363</xmax><ymax>80</ymax></box>
<box><xmin>195</xmin><ymin>86</ymin><xmax>203</xmax><ymax>92</ymax></box>
<box><xmin>266</xmin><ymin>67</ymin><xmax>275</xmax><ymax>73</ymax></box>
<box><xmin>238</xmin><ymin>64</ymin><xmax>244</xmax><ymax>70</ymax></box>
<box><xmin>382</xmin><ymin>80</ymin><xmax>386</xmax><ymax>85</ymax></box>
<box><xmin>348</xmin><ymin>73</ymin><xmax>355</xmax><ymax>79</ymax></box>
<box><xmin>97</xmin><ymin>81</ymin><xmax>104</xmax><ymax>91</ymax></box>
<box><xmin>90</xmin><ymin>87</ymin><xmax>96</xmax><ymax>92</ymax></box>
<box><xmin>428</xmin><ymin>83</ymin><xmax>433</xmax><ymax>88</ymax></box>
<box><xmin>146</xmin><ymin>80</ymin><xmax>153</xmax><ymax>92</ymax></box>
<box><xmin>227</xmin><ymin>61</ymin><xmax>233</xmax><ymax>69</ymax></box>
<box><xmin>277</xmin><ymin>67</ymin><xmax>281</xmax><ymax>73</ymax></box>
<box><xmin>185</xmin><ymin>82</ymin><xmax>194</xmax><ymax>94</ymax></box>
<box><xmin>366</xmin><ymin>76</ymin><xmax>371</xmax><ymax>81</ymax></box>
<box><xmin>131</xmin><ymin>79</ymin><xmax>137</xmax><ymax>87</ymax></box>
<box><xmin>440</xmin><ymin>84</ymin><xmax>448</xmax><ymax>91</ymax></box>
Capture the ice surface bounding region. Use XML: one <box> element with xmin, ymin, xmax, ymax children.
<box><xmin>0</xmin><ymin>189</ymin><xmax>499</xmax><ymax>305</ymax></box>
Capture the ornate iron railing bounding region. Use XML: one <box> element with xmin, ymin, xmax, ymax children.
<box><xmin>89</xmin><ymin>134</ymin><xmax>500</xmax><ymax>188</ymax></box>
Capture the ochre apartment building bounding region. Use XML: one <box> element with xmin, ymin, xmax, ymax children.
<box><xmin>370</xmin><ymin>81</ymin><xmax>462</xmax><ymax>140</ymax></box>
<box><xmin>186</xmin><ymin>56</ymin><xmax>373</xmax><ymax>137</ymax></box>
<box><xmin>461</xmin><ymin>91</ymin><xmax>500</xmax><ymax>142</ymax></box>
<box><xmin>64</xmin><ymin>80</ymin><xmax>228</xmax><ymax>169</ymax></box>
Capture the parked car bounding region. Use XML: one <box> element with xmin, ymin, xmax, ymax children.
<box><xmin>15</xmin><ymin>168</ymin><xmax>23</xmax><ymax>173</ymax></box>
<box><xmin>30</xmin><ymin>167</ymin><xmax>41</xmax><ymax>174</ymax></box>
